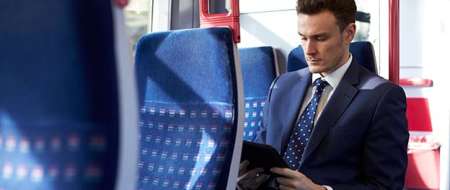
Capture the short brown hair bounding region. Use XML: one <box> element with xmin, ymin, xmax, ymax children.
<box><xmin>297</xmin><ymin>0</ymin><xmax>356</xmax><ymax>31</ymax></box>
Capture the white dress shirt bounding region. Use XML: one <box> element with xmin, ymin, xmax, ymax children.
<box><xmin>296</xmin><ymin>55</ymin><xmax>353</xmax><ymax>125</ymax></box>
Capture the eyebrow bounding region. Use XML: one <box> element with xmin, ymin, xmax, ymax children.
<box><xmin>298</xmin><ymin>32</ymin><xmax>328</xmax><ymax>37</ymax></box>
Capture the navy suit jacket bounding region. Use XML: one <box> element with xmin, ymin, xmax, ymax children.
<box><xmin>257</xmin><ymin>60</ymin><xmax>409</xmax><ymax>189</ymax></box>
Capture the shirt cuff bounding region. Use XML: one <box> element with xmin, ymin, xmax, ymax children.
<box><xmin>322</xmin><ymin>185</ymin><xmax>333</xmax><ymax>190</ymax></box>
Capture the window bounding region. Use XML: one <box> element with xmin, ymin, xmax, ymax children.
<box><xmin>124</xmin><ymin>0</ymin><xmax>151</xmax><ymax>51</ymax></box>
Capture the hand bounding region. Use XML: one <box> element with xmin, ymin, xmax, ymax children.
<box><xmin>270</xmin><ymin>167</ymin><xmax>325</xmax><ymax>190</ymax></box>
<box><xmin>237</xmin><ymin>160</ymin><xmax>270</xmax><ymax>190</ymax></box>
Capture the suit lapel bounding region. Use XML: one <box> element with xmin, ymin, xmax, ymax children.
<box><xmin>280</xmin><ymin>69</ymin><xmax>311</xmax><ymax>153</ymax></box>
<box><xmin>300</xmin><ymin>60</ymin><xmax>361</xmax><ymax>164</ymax></box>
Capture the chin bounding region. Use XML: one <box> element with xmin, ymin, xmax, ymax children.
<box><xmin>307</xmin><ymin>66</ymin><xmax>323</xmax><ymax>74</ymax></box>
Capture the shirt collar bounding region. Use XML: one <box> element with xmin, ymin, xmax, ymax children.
<box><xmin>312</xmin><ymin>54</ymin><xmax>352</xmax><ymax>89</ymax></box>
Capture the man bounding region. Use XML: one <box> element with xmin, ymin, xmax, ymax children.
<box><xmin>239</xmin><ymin>0</ymin><xmax>409</xmax><ymax>189</ymax></box>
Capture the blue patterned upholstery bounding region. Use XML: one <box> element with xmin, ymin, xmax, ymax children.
<box><xmin>239</xmin><ymin>47</ymin><xmax>278</xmax><ymax>141</ymax></box>
<box><xmin>0</xmin><ymin>1</ymin><xmax>121</xmax><ymax>190</ymax></box>
<box><xmin>287</xmin><ymin>41</ymin><xmax>377</xmax><ymax>73</ymax></box>
<box><xmin>287</xmin><ymin>46</ymin><xmax>308</xmax><ymax>72</ymax></box>
<box><xmin>349</xmin><ymin>41</ymin><xmax>377</xmax><ymax>73</ymax></box>
<box><xmin>135</xmin><ymin>27</ymin><xmax>242</xmax><ymax>190</ymax></box>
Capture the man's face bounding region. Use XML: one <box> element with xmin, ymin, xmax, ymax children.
<box><xmin>297</xmin><ymin>10</ymin><xmax>355</xmax><ymax>75</ymax></box>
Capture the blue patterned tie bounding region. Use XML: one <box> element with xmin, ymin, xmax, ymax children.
<box><xmin>283</xmin><ymin>78</ymin><xmax>329</xmax><ymax>169</ymax></box>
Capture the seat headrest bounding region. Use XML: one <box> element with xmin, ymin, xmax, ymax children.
<box><xmin>349</xmin><ymin>41</ymin><xmax>377</xmax><ymax>73</ymax></box>
<box><xmin>287</xmin><ymin>46</ymin><xmax>308</xmax><ymax>72</ymax></box>
<box><xmin>239</xmin><ymin>46</ymin><xmax>277</xmax><ymax>97</ymax></box>
<box><xmin>135</xmin><ymin>27</ymin><xmax>237</xmax><ymax>104</ymax></box>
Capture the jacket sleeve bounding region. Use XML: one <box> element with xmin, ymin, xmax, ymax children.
<box><xmin>332</xmin><ymin>84</ymin><xmax>409</xmax><ymax>190</ymax></box>
<box><xmin>255</xmin><ymin>76</ymin><xmax>280</xmax><ymax>144</ymax></box>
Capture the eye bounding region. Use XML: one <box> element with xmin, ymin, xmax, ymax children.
<box><xmin>315</xmin><ymin>36</ymin><xmax>327</xmax><ymax>41</ymax></box>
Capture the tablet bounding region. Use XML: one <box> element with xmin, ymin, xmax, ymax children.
<box><xmin>241</xmin><ymin>141</ymin><xmax>289</xmax><ymax>172</ymax></box>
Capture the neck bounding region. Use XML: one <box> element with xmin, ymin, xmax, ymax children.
<box><xmin>320</xmin><ymin>50</ymin><xmax>350</xmax><ymax>76</ymax></box>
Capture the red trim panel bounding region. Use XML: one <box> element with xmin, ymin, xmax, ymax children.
<box><xmin>400</xmin><ymin>78</ymin><xmax>433</xmax><ymax>87</ymax></box>
<box><xmin>199</xmin><ymin>0</ymin><xmax>241</xmax><ymax>43</ymax></box>
<box><xmin>406</xmin><ymin>98</ymin><xmax>432</xmax><ymax>132</ymax></box>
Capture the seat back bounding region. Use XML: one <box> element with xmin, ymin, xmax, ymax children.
<box><xmin>239</xmin><ymin>47</ymin><xmax>278</xmax><ymax>141</ymax></box>
<box><xmin>0</xmin><ymin>1</ymin><xmax>137</xmax><ymax>190</ymax></box>
<box><xmin>350</xmin><ymin>41</ymin><xmax>378</xmax><ymax>73</ymax></box>
<box><xmin>287</xmin><ymin>41</ymin><xmax>377</xmax><ymax>73</ymax></box>
<box><xmin>287</xmin><ymin>46</ymin><xmax>308</xmax><ymax>72</ymax></box>
<box><xmin>135</xmin><ymin>27</ymin><xmax>243</xmax><ymax>190</ymax></box>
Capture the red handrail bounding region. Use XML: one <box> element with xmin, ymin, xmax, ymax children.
<box><xmin>199</xmin><ymin>0</ymin><xmax>240</xmax><ymax>43</ymax></box>
<box><xmin>389</xmin><ymin>0</ymin><xmax>400</xmax><ymax>84</ymax></box>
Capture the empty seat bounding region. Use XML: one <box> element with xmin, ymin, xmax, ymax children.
<box><xmin>0</xmin><ymin>1</ymin><xmax>137</xmax><ymax>190</ymax></box>
<box><xmin>239</xmin><ymin>47</ymin><xmax>278</xmax><ymax>141</ymax></box>
<box><xmin>135</xmin><ymin>27</ymin><xmax>243</xmax><ymax>190</ymax></box>
<box><xmin>287</xmin><ymin>41</ymin><xmax>377</xmax><ymax>73</ymax></box>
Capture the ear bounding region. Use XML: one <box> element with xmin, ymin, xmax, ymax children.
<box><xmin>343</xmin><ymin>23</ymin><xmax>356</xmax><ymax>44</ymax></box>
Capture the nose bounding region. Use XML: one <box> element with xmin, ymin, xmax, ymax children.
<box><xmin>303</xmin><ymin>40</ymin><xmax>317</xmax><ymax>56</ymax></box>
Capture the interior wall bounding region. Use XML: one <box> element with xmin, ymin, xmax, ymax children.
<box><xmin>238</xmin><ymin>0</ymin><xmax>297</xmax><ymax>73</ymax></box>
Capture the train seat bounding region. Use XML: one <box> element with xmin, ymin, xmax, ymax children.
<box><xmin>287</xmin><ymin>46</ymin><xmax>308</xmax><ymax>72</ymax></box>
<box><xmin>287</xmin><ymin>41</ymin><xmax>378</xmax><ymax>73</ymax></box>
<box><xmin>135</xmin><ymin>27</ymin><xmax>243</xmax><ymax>190</ymax></box>
<box><xmin>239</xmin><ymin>46</ymin><xmax>279</xmax><ymax>142</ymax></box>
<box><xmin>0</xmin><ymin>1</ymin><xmax>137</xmax><ymax>190</ymax></box>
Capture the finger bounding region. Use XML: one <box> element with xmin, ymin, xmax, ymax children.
<box><xmin>247</xmin><ymin>167</ymin><xmax>264</xmax><ymax>177</ymax></box>
<box><xmin>239</xmin><ymin>160</ymin><xmax>250</xmax><ymax>175</ymax></box>
<box><xmin>279</xmin><ymin>184</ymin><xmax>294</xmax><ymax>190</ymax></box>
<box><xmin>253</xmin><ymin>174</ymin><xmax>270</xmax><ymax>186</ymax></box>
<box><xmin>240</xmin><ymin>167</ymin><xmax>264</xmax><ymax>180</ymax></box>
<box><xmin>238</xmin><ymin>171</ymin><xmax>268</xmax><ymax>190</ymax></box>
<box><xmin>271</xmin><ymin>167</ymin><xmax>305</xmax><ymax>179</ymax></box>
<box><xmin>276</xmin><ymin>177</ymin><xmax>295</xmax><ymax>187</ymax></box>
<box><xmin>243</xmin><ymin>174</ymin><xmax>270</xmax><ymax>190</ymax></box>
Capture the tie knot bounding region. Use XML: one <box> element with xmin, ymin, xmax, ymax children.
<box><xmin>313</xmin><ymin>78</ymin><xmax>328</xmax><ymax>91</ymax></box>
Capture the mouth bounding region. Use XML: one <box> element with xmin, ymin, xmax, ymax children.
<box><xmin>307</xmin><ymin>58</ymin><xmax>321</xmax><ymax>64</ymax></box>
